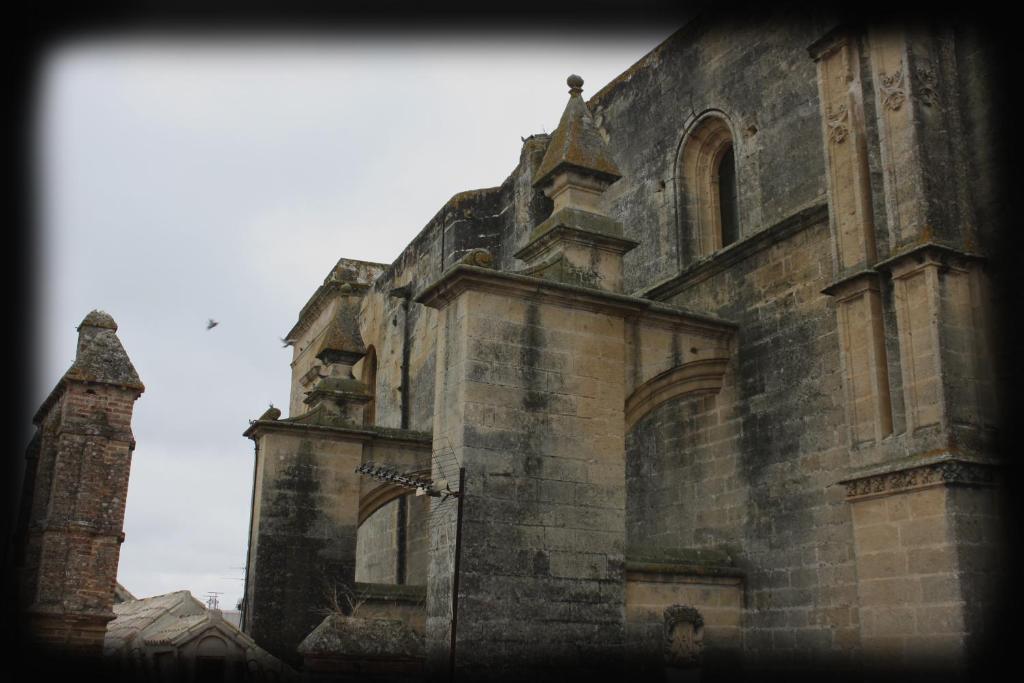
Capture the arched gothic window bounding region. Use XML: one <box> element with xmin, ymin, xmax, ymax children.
<box><xmin>678</xmin><ymin>114</ymin><xmax>741</xmax><ymax>260</ymax></box>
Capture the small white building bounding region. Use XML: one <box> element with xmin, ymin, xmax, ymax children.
<box><xmin>105</xmin><ymin>590</ymin><xmax>296</xmax><ymax>682</ymax></box>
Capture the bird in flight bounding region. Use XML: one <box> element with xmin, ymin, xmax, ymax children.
<box><xmin>280</xmin><ymin>337</ymin><xmax>295</xmax><ymax>348</ymax></box>
<box><xmin>207</xmin><ymin>319</ymin><xmax>219</xmax><ymax>330</ymax></box>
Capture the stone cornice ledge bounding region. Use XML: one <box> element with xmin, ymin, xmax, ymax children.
<box><xmin>414</xmin><ymin>264</ymin><xmax>737</xmax><ymax>338</ymax></box>
<box><xmin>807</xmin><ymin>24</ymin><xmax>856</xmax><ymax>61</ymax></box>
<box><xmin>515</xmin><ymin>222</ymin><xmax>639</xmax><ymax>263</ymax></box>
<box><xmin>639</xmin><ymin>200</ymin><xmax>829</xmax><ymax>301</ymax></box>
<box><xmin>625</xmin><ymin>561</ymin><xmax>746</xmax><ymax>582</ymax></box>
<box><xmin>872</xmin><ymin>241</ymin><xmax>985</xmax><ymax>275</ymax></box>
<box><xmin>837</xmin><ymin>452</ymin><xmax>1002</xmax><ymax>501</ymax></box>
<box><xmin>244</xmin><ymin>419</ymin><xmax>432</xmax><ymax>447</ymax></box>
<box><xmin>821</xmin><ymin>269</ymin><xmax>881</xmax><ymax>298</ymax></box>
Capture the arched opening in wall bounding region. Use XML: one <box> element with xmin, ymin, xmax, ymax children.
<box><xmin>678</xmin><ymin>114</ymin><xmax>740</xmax><ymax>261</ymax></box>
<box><xmin>195</xmin><ymin>635</ymin><xmax>228</xmax><ymax>683</ymax></box>
<box><xmin>625</xmin><ymin>392</ymin><xmax>721</xmax><ymax>554</ymax></box>
<box><xmin>361</xmin><ymin>346</ymin><xmax>377</xmax><ymax>426</ymax></box>
<box><xmin>355</xmin><ymin>482</ymin><xmax>430</xmax><ymax>586</ymax></box>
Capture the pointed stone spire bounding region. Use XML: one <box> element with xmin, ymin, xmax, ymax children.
<box><xmin>516</xmin><ymin>75</ymin><xmax>637</xmax><ymax>293</ymax></box>
<box><xmin>66</xmin><ymin>310</ymin><xmax>144</xmax><ymax>390</ymax></box>
<box><xmin>533</xmin><ymin>75</ymin><xmax>622</xmax><ymax>197</ymax></box>
<box><xmin>311</xmin><ymin>302</ymin><xmax>366</xmax><ymax>368</ymax></box>
<box><xmin>76</xmin><ymin>309</ymin><xmax>118</xmax><ymax>356</ymax></box>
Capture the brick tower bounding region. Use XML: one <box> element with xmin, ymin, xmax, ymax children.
<box><xmin>13</xmin><ymin>310</ymin><xmax>144</xmax><ymax>655</ymax></box>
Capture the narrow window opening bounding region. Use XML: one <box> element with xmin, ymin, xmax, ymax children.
<box><xmin>678</xmin><ymin>115</ymin><xmax>740</xmax><ymax>261</ymax></box>
<box><xmin>395</xmin><ymin>494</ymin><xmax>408</xmax><ymax>584</ymax></box>
<box><xmin>718</xmin><ymin>144</ymin><xmax>739</xmax><ymax>247</ymax></box>
<box><xmin>361</xmin><ymin>346</ymin><xmax>377</xmax><ymax>426</ymax></box>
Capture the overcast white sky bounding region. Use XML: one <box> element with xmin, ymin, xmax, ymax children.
<box><xmin>32</xmin><ymin>29</ymin><xmax>677</xmax><ymax>611</ymax></box>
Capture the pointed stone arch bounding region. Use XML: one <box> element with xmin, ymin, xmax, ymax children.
<box><xmin>624</xmin><ymin>358</ymin><xmax>730</xmax><ymax>432</ymax></box>
<box><xmin>357</xmin><ymin>469</ymin><xmax>432</xmax><ymax>527</ymax></box>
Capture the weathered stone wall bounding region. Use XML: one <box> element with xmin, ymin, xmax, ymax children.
<box><xmin>946</xmin><ymin>484</ymin><xmax>1007</xmax><ymax>665</ymax></box>
<box><xmin>625</xmin><ymin>565</ymin><xmax>744</xmax><ymax>674</ymax></box>
<box><xmin>353</xmin><ymin>490</ymin><xmax>431</xmax><ymax>587</ymax></box>
<box><xmin>243</xmin><ymin>423</ymin><xmax>432</xmax><ymax>663</ymax></box>
<box><xmin>847</xmin><ymin>480</ymin><xmax>1005</xmax><ymax>673</ymax></box>
<box><xmin>851</xmin><ymin>487</ymin><xmax>963</xmax><ymax>667</ymax></box>
<box><xmin>355</xmin><ymin>499</ymin><xmax>399</xmax><ymax>584</ymax></box>
<box><xmin>588</xmin><ymin>16</ymin><xmax>832</xmax><ymax>291</ymax></box>
<box><xmin>246</xmin><ymin>10</ymin><xmax>1005</xmax><ymax>675</ymax></box>
<box><xmin>422</xmin><ymin>280</ymin><xmax>638</xmax><ymax>677</ymax></box>
<box><xmin>354</xmin><ymin>134</ymin><xmax>553</xmax><ymax>436</ymax></box>
<box><xmin>405</xmin><ymin>493</ymin><xmax>430</xmax><ymax>586</ymax></box>
<box><xmin>628</xmin><ymin>210</ymin><xmax>861</xmax><ymax>669</ymax></box>
<box><xmin>244</xmin><ymin>431</ymin><xmax>363</xmax><ymax>664</ymax></box>
<box><xmin>615</xmin><ymin>16</ymin><xmax>1004</xmax><ymax>675</ymax></box>
<box><xmin>352</xmin><ymin>583</ymin><xmax>426</xmax><ymax>635</ymax></box>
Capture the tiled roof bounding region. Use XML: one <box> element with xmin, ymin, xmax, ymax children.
<box><xmin>143</xmin><ymin>613</ymin><xmax>210</xmax><ymax>645</ymax></box>
<box><xmin>104</xmin><ymin>590</ymin><xmax>206</xmax><ymax>651</ymax></box>
<box><xmin>105</xmin><ymin>591</ymin><xmax>298</xmax><ymax>680</ymax></box>
<box><xmin>114</xmin><ymin>582</ymin><xmax>136</xmax><ymax>603</ymax></box>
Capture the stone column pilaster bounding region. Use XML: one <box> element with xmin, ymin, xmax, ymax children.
<box><xmin>812</xmin><ymin>30</ymin><xmax>894</xmax><ymax>455</ymax></box>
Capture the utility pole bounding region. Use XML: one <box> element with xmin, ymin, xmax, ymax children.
<box><xmin>448</xmin><ymin>467</ymin><xmax>466</xmax><ymax>683</ymax></box>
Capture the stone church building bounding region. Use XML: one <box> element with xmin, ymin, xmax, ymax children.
<box><xmin>239</xmin><ymin>13</ymin><xmax>1006</xmax><ymax>680</ymax></box>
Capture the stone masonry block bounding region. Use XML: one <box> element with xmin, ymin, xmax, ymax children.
<box><xmin>898</xmin><ymin>517</ymin><xmax>949</xmax><ymax>548</ymax></box>
<box><xmin>854</xmin><ymin>522</ymin><xmax>899</xmax><ymax>553</ymax></box>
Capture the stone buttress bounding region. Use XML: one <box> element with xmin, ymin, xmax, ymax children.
<box><xmin>415</xmin><ymin>76</ymin><xmax>736</xmax><ymax>677</ymax></box>
<box><xmin>242</xmin><ymin>261</ymin><xmax>432</xmax><ymax>665</ymax></box>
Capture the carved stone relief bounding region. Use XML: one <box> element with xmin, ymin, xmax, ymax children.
<box><xmin>842</xmin><ymin>458</ymin><xmax>999</xmax><ymax>500</ymax></box>
<box><xmin>879</xmin><ymin>63</ymin><xmax>906</xmax><ymax>111</ymax></box>
<box><xmin>826</xmin><ymin>104</ymin><xmax>850</xmax><ymax>144</ymax></box>
<box><xmin>664</xmin><ymin>605</ymin><xmax>705</xmax><ymax>668</ymax></box>
<box><xmin>915</xmin><ymin>64</ymin><xmax>939</xmax><ymax>107</ymax></box>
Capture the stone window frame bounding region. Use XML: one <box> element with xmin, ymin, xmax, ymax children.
<box><xmin>675</xmin><ymin>110</ymin><xmax>743</xmax><ymax>261</ymax></box>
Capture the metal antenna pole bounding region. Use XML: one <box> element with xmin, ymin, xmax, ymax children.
<box><xmin>448</xmin><ymin>467</ymin><xmax>466</xmax><ymax>683</ymax></box>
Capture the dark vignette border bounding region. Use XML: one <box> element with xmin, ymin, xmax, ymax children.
<box><xmin>5</xmin><ymin>1</ymin><xmax>1016</xmax><ymax>681</ymax></box>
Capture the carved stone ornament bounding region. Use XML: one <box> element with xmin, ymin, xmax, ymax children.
<box><xmin>879</xmin><ymin>63</ymin><xmax>906</xmax><ymax>111</ymax></box>
<box><xmin>458</xmin><ymin>248</ymin><xmax>495</xmax><ymax>269</ymax></box>
<box><xmin>915</xmin><ymin>64</ymin><xmax>939</xmax><ymax>107</ymax></box>
<box><xmin>664</xmin><ymin>605</ymin><xmax>705</xmax><ymax>668</ymax></box>
<box><xmin>826</xmin><ymin>103</ymin><xmax>850</xmax><ymax>144</ymax></box>
<box><xmin>842</xmin><ymin>458</ymin><xmax>999</xmax><ymax>500</ymax></box>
